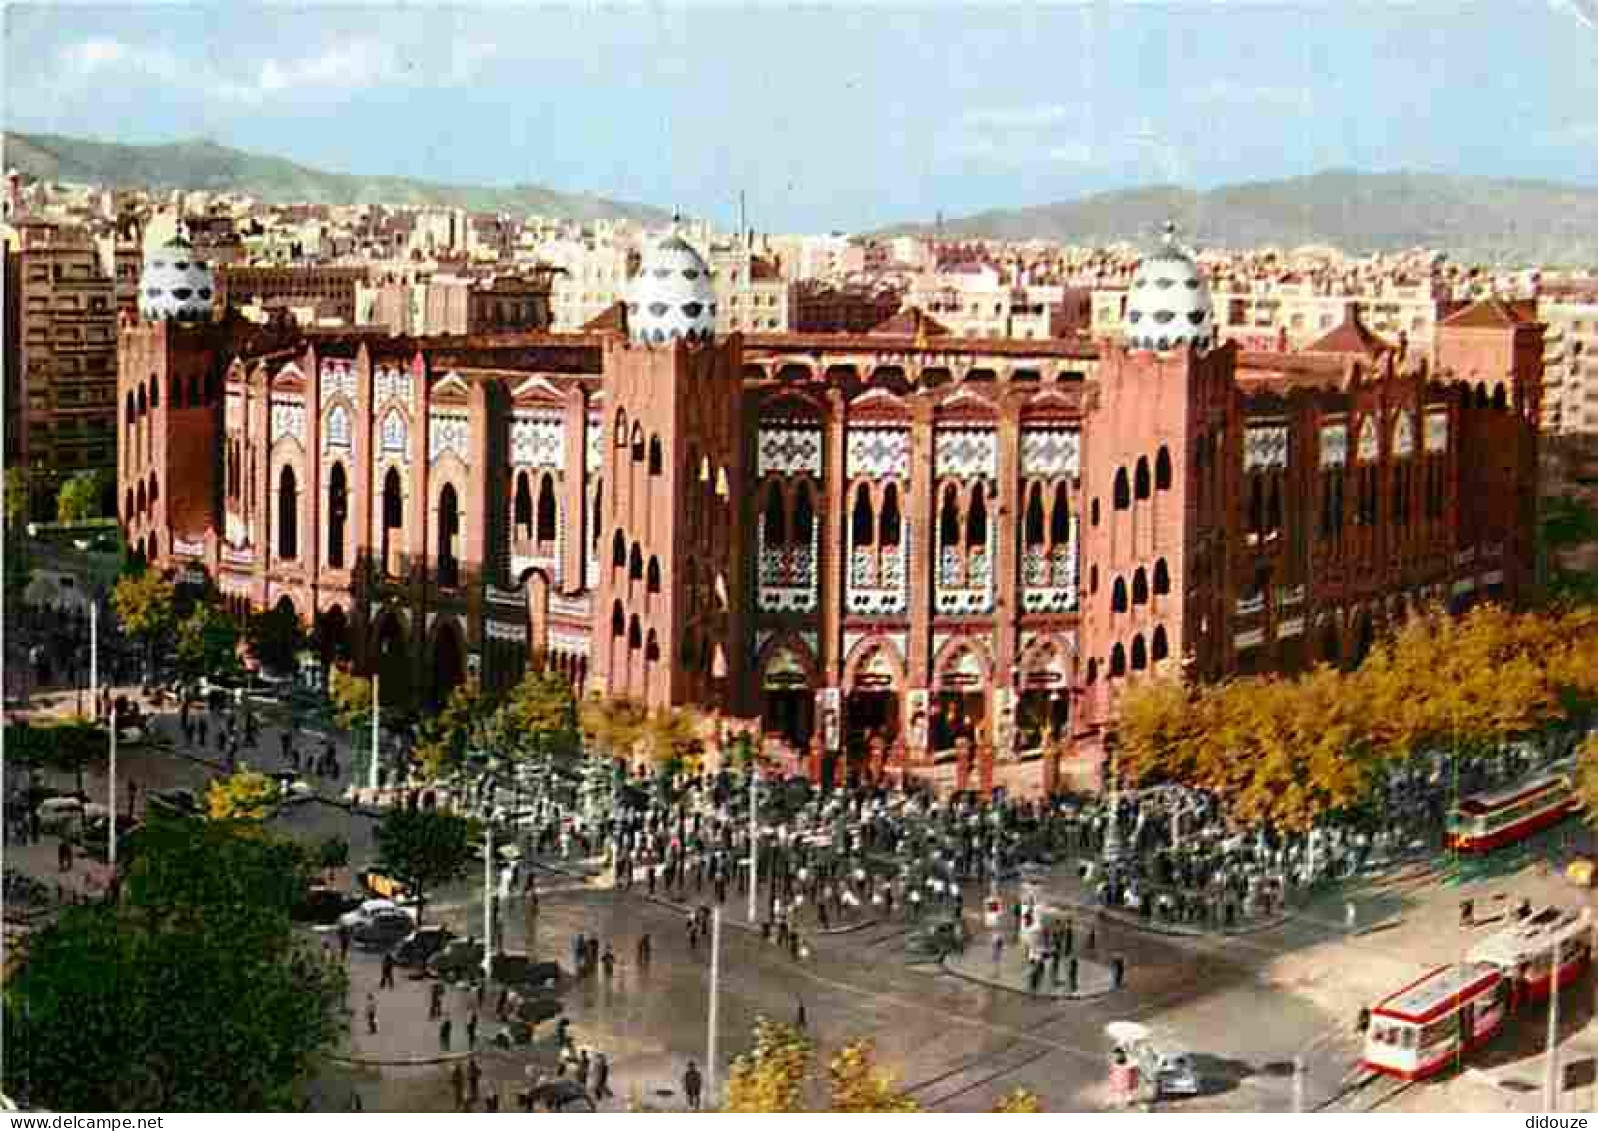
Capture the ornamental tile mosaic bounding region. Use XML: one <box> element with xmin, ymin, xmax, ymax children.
<box><xmin>755</xmin><ymin>520</ymin><xmax>819</xmax><ymax>614</ymax></box>
<box><xmin>846</xmin><ymin>526</ymin><xmax>910</xmax><ymax>616</ymax></box>
<box><xmin>375</xmin><ymin>365</ymin><xmax>414</xmax><ymax>405</ymax></box>
<box><xmin>1243</xmin><ymin>424</ymin><xmax>1289</xmax><ymax>472</ymax></box>
<box><xmin>1392</xmin><ymin>410</ymin><xmax>1416</xmax><ymax>459</ymax></box>
<box><xmin>324</xmin><ymin>405</ymin><xmax>352</xmax><ymax>452</ymax></box>
<box><xmin>758</xmin><ymin>427</ymin><xmax>823</xmax><ymax>478</ymax></box>
<box><xmin>1319</xmin><ymin>422</ymin><xmax>1348</xmax><ymax>469</ymax></box>
<box><xmin>1020</xmin><ymin>515</ymin><xmax>1078</xmax><ymax>613</ymax></box>
<box><xmin>511</xmin><ymin>416</ymin><xmax>564</xmax><ymax>470</ymax></box>
<box><xmin>319</xmin><ymin>359</ymin><xmax>357</xmax><ymax>403</ymax></box>
<box><xmin>486</xmin><ymin>621</ymin><xmax>528</xmax><ymax>643</ymax></box>
<box><xmin>1019</xmin><ymin>428</ymin><xmax>1081</xmax><ymax>478</ymax></box>
<box><xmin>1425</xmin><ymin>410</ymin><xmax>1449</xmax><ymax>453</ymax></box>
<box><xmin>270</xmin><ymin>402</ymin><xmax>305</xmax><ymax>446</ymax></box>
<box><xmin>934</xmin><ymin>530</ymin><xmax>995</xmax><ymax>616</ymax></box>
<box><xmin>1356</xmin><ymin>416</ymin><xmax>1379</xmax><ymax>463</ymax></box>
<box><xmin>934</xmin><ymin>428</ymin><xmax>997</xmax><ymax>480</ymax></box>
<box><xmin>846</xmin><ymin>428</ymin><xmax>910</xmax><ymax>480</ymax></box>
<box><xmin>429</xmin><ymin>412</ymin><xmax>470</xmax><ymax>465</ymax></box>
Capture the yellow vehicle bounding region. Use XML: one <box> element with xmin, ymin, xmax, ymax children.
<box><xmin>1565</xmin><ymin>857</ymin><xmax>1596</xmax><ymax>889</ymax></box>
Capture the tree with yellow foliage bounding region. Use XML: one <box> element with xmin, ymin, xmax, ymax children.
<box><xmin>205</xmin><ymin>765</ymin><xmax>281</xmax><ymax>821</ymax></box>
<box><xmin>991</xmin><ymin>1088</ymin><xmax>1045</xmax><ymax>1113</ymax></box>
<box><xmin>722</xmin><ymin>1018</ymin><xmax>814</xmax><ymax>1113</ymax></box>
<box><xmin>827</xmin><ymin>1039</ymin><xmax>921</xmax><ymax>1112</ymax></box>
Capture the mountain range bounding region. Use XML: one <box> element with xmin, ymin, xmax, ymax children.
<box><xmin>2</xmin><ymin>131</ymin><xmax>669</xmax><ymax>223</ymax></box>
<box><xmin>879</xmin><ymin>171</ymin><xmax>1598</xmax><ymax>266</ymax></box>
<box><xmin>7</xmin><ymin>132</ymin><xmax>1598</xmax><ymax>264</ymax></box>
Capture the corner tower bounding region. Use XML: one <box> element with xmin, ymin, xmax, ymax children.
<box><xmin>591</xmin><ymin>230</ymin><xmax>748</xmax><ymax>712</ymax></box>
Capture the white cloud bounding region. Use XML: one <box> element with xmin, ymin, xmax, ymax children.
<box><xmin>959</xmin><ymin>104</ymin><xmax>1074</xmax><ymax>130</ymax></box>
<box><xmin>1551</xmin><ymin>0</ymin><xmax>1598</xmax><ymax>31</ymax></box>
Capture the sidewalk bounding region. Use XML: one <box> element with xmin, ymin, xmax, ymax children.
<box><xmin>941</xmin><ymin>943</ymin><xmax>1116</xmax><ymax>1000</ymax></box>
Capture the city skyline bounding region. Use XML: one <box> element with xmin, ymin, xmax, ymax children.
<box><xmin>5</xmin><ymin>2</ymin><xmax>1598</xmax><ymax>232</ymax></box>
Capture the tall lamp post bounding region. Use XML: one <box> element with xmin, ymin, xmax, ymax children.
<box><xmin>747</xmin><ymin>746</ymin><xmax>760</xmax><ymax>925</ymax></box>
<box><xmin>1101</xmin><ymin>734</ymin><xmax>1126</xmax><ymax>863</ymax></box>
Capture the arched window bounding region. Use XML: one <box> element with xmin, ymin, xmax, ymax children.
<box><xmin>148</xmin><ymin>472</ymin><xmax>159</xmax><ymax>507</ymax></box>
<box><xmin>1086</xmin><ymin>658</ymin><xmax>1098</xmax><ymax>684</ymax></box>
<box><xmin>764</xmin><ymin>487</ymin><xmax>787</xmax><ymax>547</ymax></box>
<box><xmin>628</xmin><ymin>616</ymin><xmax>642</xmax><ymax>651</ymax></box>
<box><xmin>170</xmin><ymin>374</ymin><xmax>184</xmax><ymax>408</ymax></box>
<box><xmin>148</xmin><ymin>376</ymin><xmax>159</xmax><ymax>409</ymax></box>
<box><xmin>513</xmin><ymin>472</ymin><xmax>533</xmax><ymax>535</ymax></box>
<box><xmin>939</xmin><ymin>484</ymin><xmax>961</xmax><ymax>546</ymax></box>
<box><xmin>1135</xmin><ymin>457</ymin><xmax>1151</xmax><ymax>500</ymax></box>
<box><xmin>327</xmin><ymin>463</ymin><xmax>347</xmax><ymax>569</ymax></box>
<box><xmin>188</xmin><ymin>376</ymin><xmax>201</xmax><ymax>407</ymax></box>
<box><xmin>611</xmin><ymin>601</ymin><xmax>625</xmax><ymax>636</ymax></box>
<box><xmin>793</xmin><ymin>483</ymin><xmax>815</xmax><ymax>545</ymax></box>
<box><xmin>124</xmin><ymin>490</ymin><xmax>133</xmax><ymax>521</ymax></box>
<box><xmin>967</xmin><ymin>488</ymin><xmax>988</xmax><ymax>547</ymax></box>
<box><xmin>1050</xmin><ymin>482</ymin><xmax>1071</xmax><ymax>545</ymax></box>
<box><xmin>277</xmin><ymin>465</ymin><xmax>299</xmax><ymax>560</ymax></box>
<box><xmin>1113</xmin><ymin>468</ymin><xmax>1130</xmax><ymax>510</ymax></box>
<box><xmin>536</xmin><ymin>474</ymin><xmax>557</xmax><ymax>542</ymax></box>
<box><xmin>1024</xmin><ymin>484</ymin><xmax>1046</xmax><ymax>546</ymax></box>
<box><xmin>1491</xmin><ymin>383</ymin><xmax>1508</xmax><ymax>411</ymax></box>
<box><xmin>591</xmin><ymin>481</ymin><xmax>603</xmax><ymax>550</ymax></box>
<box><xmin>630</xmin><ymin>423</ymin><xmax>645</xmax><ymax>462</ymax></box>
<box><xmin>1091</xmin><ymin>498</ymin><xmax>1101</xmax><ymax>526</ymax></box>
<box><xmin>381</xmin><ymin>468</ymin><xmax>403</xmax><ymax>576</ymax></box>
<box><xmin>645</xmin><ymin>630</ymin><xmax>660</xmax><ymax>664</ymax></box>
<box><xmin>1152</xmin><ymin>625</ymin><xmax>1169</xmax><ymax>662</ymax></box>
<box><xmin>852</xmin><ymin>484</ymin><xmax>874</xmax><ymax>546</ymax></box>
<box><xmin>1110</xmin><ymin>643</ymin><xmax>1127</xmax><ymax>677</ymax></box>
<box><xmin>648</xmin><ymin>435</ymin><xmax>663</xmax><ymax>476</ymax></box>
<box><xmin>136</xmin><ymin>481</ymin><xmax>147</xmax><ymax>515</ymax></box>
<box><xmin>628</xmin><ymin>543</ymin><xmax>643</xmax><ymax>582</ymax></box>
<box><xmin>880</xmin><ymin>484</ymin><xmax>902</xmax><ymax>547</ymax></box>
<box><xmin>1249</xmin><ymin>476</ymin><xmax>1265</xmax><ymax>535</ymax></box>
<box><xmin>1266</xmin><ymin>475</ymin><xmax>1283</xmax><ymax>534</ymax></box>
<box><xmin>1153</xmin><ymin>558</ymin><xmax>1170</xmax><ymax>596</ymax></box>
<box><xmin>137</xmin><ymin>386</ymin><xmax>147</xmax><ymax>419</ymax></box>
<box><xmin>1155</xmin><ymin>446</ymin><xmax>1173</xmax><ymax>491</ymax></box>
<box><xmin>612</xmin><ymin>530</ymin><xmax>627</xmax><ymax>569</ymax></box>
<box><xmin>1131</xmin><ymin>634</ymin><xmax>1148</xmax><ymax>671</ymax></box>
<box><xmin>1112</xmin><ymin>577</ymin><xmax>1128</xmax><ymax>613</ymax></box>
<box><xmin>1090</xmin><ymin>565</ymin><xmax>1099</xmax><ymax>594</ymax></box>
<box><xmin>647</xmin><ymin>556</ymin><xmax>662</xmax><ymax>594</ymax></box>
<box><xmin>614</xmin><ymin>409</ymin><xmax>628</xmax><ymax>447</ymax></box>
<box><xmin>1132</xmin><ymin>568</ymin><xmax>1148</xmax><ymax>606</ymax></box>
<box><xmin>436</xmin><ymin>483</ymin><xmax>461</xmax><ymax>589</ymax></box>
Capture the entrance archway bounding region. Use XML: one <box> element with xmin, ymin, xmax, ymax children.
<box><xmin>760</xmin><ymin>644</ymin><xmax>815</xmax><ymax>749</ymax></box>
<box><xmin>931</xmin><ymin>644</ymin><xmax>988</xmax><ymax>754</ymax></box>
<box><xmin>374</xmin><ymin>611</ymin><xmax>411</xmax><ymax>710</ymax></box>
<box><xmin>842</xmin><ymin>640</ymin><xmax>903</xmax><ymax>786</ymax></box>
<box><xmin>431</xmin><ymin>621</ymin><xmax>465</xmax><ymax>707</ymax></box>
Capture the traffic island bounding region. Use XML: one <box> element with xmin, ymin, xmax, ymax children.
<box><xmin>939</xmin><ymin>945</ymin><xmax>1118</xmax><ymax>1000</ymax></box>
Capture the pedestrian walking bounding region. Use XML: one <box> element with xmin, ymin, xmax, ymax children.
<box><xmin>430</xmin><ymin>981</ymin><xmax>445</xmax><ymax>1019</ymax></box>
<box><xmin>593</xmin><ymin>1052</ymin><xmax>612</xmax><ymax>1101</ymax></box>
<box><xmin>58</xmin><ymin>840</ymin><xmax>72</xmax><ymax>872</ymax></box>
<box><xmin>365</xmin><ymin>993</ymin><xmax>378</xmax><ymax>1035</ymax></box>
<box><xmin>338</xmin><ymin>924</ymin><xmax>351</xmax><ymax>961</ymax></box>
<box><xmin>577</xmin><ymin>1049</ymin><xmax>591</xmax><ymax>1089</ymax></box>
<box><xmin>467</xmin><ymin>1011</ymin><xmax>479</xmax><ymax>1048</ymax></box>
<box><xmin>380</xmin><ymin>952</ymin><xmax>395</xmax><ymax>989</ymax></box>
<box><xmin>467</xmin><ymin>1057</ymin><xmax>482</xmax><ymax>1104</ymax></box>
<box><xmin>601</xmin><ymin>945</ymin><xmax>616</xmax><ymax>979</ymax></box>
<box><xmin>451</xmin><ymin>1062</ymin><xmax>466</xmax><ymax>1110</ymax></box>
<box><xmin>440</xmin><ymin>1017</ymin><xmax>453</xmax><ymax>1050</ymax></box>
<box><xmin>796</xmin><ymin>999</ymin><xmax>807</xmax><ymax>1030</ymax></box>
<box><xmin>683</xmin><ymin>1060</ymin><xmax>703</xmax><ymax>1111</ymax></box>
<box><xmin>1066</xmin><ymin>956</ymin><xmax>1079</xmax><ymax>994</ymax></box>
<box><xmin>637</xmin><ymin>933</ymin><xmax>652</xmax><ymax>967</ymax></box>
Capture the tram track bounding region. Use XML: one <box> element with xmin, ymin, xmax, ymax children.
<box><xmin>1315</xmin><ymin>1068</ymin><xmax>1420</xmax><ymax>1113</ymax></box>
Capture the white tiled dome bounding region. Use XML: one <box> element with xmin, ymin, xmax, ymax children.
<box><xmin>1124</xmin><ymin>222</ymin><xmax>1214</xmax><ymax>353</ymax></box>
<box><xmin>627</xmin><ymin>232</ymin><xmax>716</xmax><ymax>346</ymax></box>
<box><xmin>138</xmin><ymin>223</ymin><xmax>215</xmax><ymax>323</ymax></box>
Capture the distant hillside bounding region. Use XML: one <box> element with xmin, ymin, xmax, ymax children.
<box><xmin>2</xmin><ymin>131</ymin><xmax>669</xmax><ymax>222</ymax></box>
<box><xmin>880</xmin><ymin>171</ymin><xmax>1598</xmax><ymax>265</ymax></box>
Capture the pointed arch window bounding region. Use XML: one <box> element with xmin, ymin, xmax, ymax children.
<box><xmin>1155</xmin><ymin>446</ymin><xmax>1173</xmax><ymax>491</ymax></box>
<box><xmin>648</xmin><ymin>435</ymin><xmax>663</xmax><ymax>476</ymax></box>
<box><xmin>1024</xmin><ymin>483</ymin><xmax>1046</xmax><ymax>547</ymax></box>
<box><xmin>939</xmin><ymin>484</ymin><xmax>961</xmax><ymax>547</ymax></box>
<box><xmin>1110</xmin><ymin>643</ymin><xmax>1127</xmax><ymax>677</ymax></box>
<box><xmin>612</xmin><ymin>530</ymin><xmax>627</xmax><ymax>570</ymax></box>
<box><xmin>1113</xmin><ymin>467</ymin><xmax>1131</xmax><ymax>510</ymax></box>
<box><xmin>381</xmin><ymin>468</ymin><xmax>403</xmax><ymax>577</ymax></box>
<box><xmin>1135</xmin><ymin>456</ymin><xmax>1151</xmax><ymax>500</ymax></box>
<box><xmin>1131</xmin><ymin>634</ymin><xmax>1148</xmax><ymax>671</ymax></box>
<box><xmin>536</xmin><ymin>474</ymin><xmax>557</xmax><ymax>543</ymax></box>
<box><xmin>764</xmin><ymin>487</ymin><xmax>788</xmax><ymax>547</ymax></box>
<box><xmin>1050</xmin><ymin>482</ymin><xmax>1071</xmax><ymax>546</ymax></box>
<box><xmin>646</xmin><ymin>556</ymin><xmax>662</xmax><ymax>595</ymax></box>
<box><xmin>513</xmin><ymin>471</ymin><xmax>534</xmax><ymax>537</ymax></box>
<box><xmin>966</xmin><ymin>488</ymin><xmax>988</xmax><ymax>548</ymax></box>
<box><xmin>1153</xmin><ymin>557</ymin><xmax>1170</xmax><ymax>596</ymax></box>
<box><xmin>436</xmin><ymin>483</ymin><xmax>461</xmax><ymax>589</ymax></box>
<box><xmin>1112</xmin><ymin>576</ymin><xmax>1128</xmax><ymax>613</ymax></box>
<box><xmin>1152</xmin><ymin>625</ymin><xmax>1170</xmax><ymax>663</ymax></box>
<box><xmin>628</xmin><ymin>543</ymin><xmax>643</xmax><ymax>583</ymax></box>
<box><xmin>327</xmin><ymin>463</ymin><xmax>347</xmax><ymax>569</ymax></box>
<box><xmin>1132</xmin><ymin>568</ymin><xmax>1149</xmax><ymax>606</ymax></box>
<box><xmin>880</xmin><ymin>484</ymin><xmax>902</xmax><ymax>547</ymax></box>
<box><xmin>277</xmin><ymin>465</ymin><xmax>299</xmax><ymax>560</ymax></box>
<box><xmin>793</xmin><ymin>482</ymin><xmax>815</xmax><ymax>545</ymax></box>
<box><xmin>630</xmin><ymin>423</ymin><xmax>645</xmax><ymax>462</ymax></box>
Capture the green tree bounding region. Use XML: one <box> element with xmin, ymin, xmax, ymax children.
<box><xmin>246</xmin><ymin>603</ymin><xmax>305</xmax><ymax>674</ymax></box>
<box><xmin>112</xmin><ymin>568</ymin><xmax>177</xmax><ymax>673</ymax></box>
<box><xmin>174</xmin><ymin>604</ymin><xmax>242</xmax><ymax>681</ymax></box>
<box><xmin>373</xmin><ymin>807</ymin><xmax>474</xmax><ymax>925</ymax></box>
<box><xmin>205</xmin><ymin>766</ymin><xmax>282</xmax><ymax>821</ymax></box>
<box><xmin>3</xmin><ymin>820</ymin><xmax>343</xmax><ymax>1111</ymax></box>
<box><xmin>56</xmin><ymin>469</ymin><xmax>108</xmax><ymax>524</ymax></box>
<box><xmin>328</xmin><ymin>664</ymin><xmax>375</xmax><ymax>733</ymax></box>
<box><xmin>4</xmin><ymin>466</ymin><xmax>30</xmax><ymax>530</ymax></box>
<box><xmin>413</xmin><ymin>683</ymin><xmax>488</xmax><ymax>779</ymax></box>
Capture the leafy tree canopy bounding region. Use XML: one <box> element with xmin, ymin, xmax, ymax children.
<box><xmin>175</xmin><ymin>604</ymin><xmax>242</xmax><ymax>681</ymax></box>
<box><xmin>206</xmin><ymin>766</ymin><xmax>282</xmax><ymax>822</ymax></box>
<box><xmin>373</xmin><ymin>807</ymin><xmax>475</xmax><ymax>922</ymax></box>
<box><xmin>56</xmin><ymin>469</ymin><xmax>109</xmax><ymax>524</ymax></box>
<box><xmin>112</xmin><ymin>569</ymin><xmax>176</xmax><ymax>645</ymax></box>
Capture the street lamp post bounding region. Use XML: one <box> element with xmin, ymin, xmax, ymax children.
<box><xmin>483</xmin><ymin>818</ymin><xmax>496</xmax><ymax>983</ymax></box>
<box><xmin>747</xmin><ymin>757</ymin><xmax>759</xmax><ymax>925</ymax></box>
<box><xmin>1546</xmin><ymin>936</ymin><xmax>1564</xmax><ymax>1111</ymax></box>
<box><xmin>707</xmin><ymin>904</ymin><xmax>723</xmax><ymax>1103</ymax></box>
<box><xmin>1101</xmin><ymin>737</ymin><xmax>1125</xmax><ymax>863</ymax></box>
<box><xmin>368</xmin><ymin>674</ymin><xmax>381</xmax><ymax>793</ymax></box>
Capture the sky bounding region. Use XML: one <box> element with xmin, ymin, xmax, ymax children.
<box><xmin>4</xmin><ymin>1</ymin><xmax>1598</xmax><ymax>232</ymax></box>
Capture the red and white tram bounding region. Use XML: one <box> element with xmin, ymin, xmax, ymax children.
<box><xmin>1469</xmin><ymin>906</ymin><xmax>1593</xmax><ymax>1004</ymax></box>
<box><xmin>1444</xmin><ymin>766</ymin><xmax>1580</xmax><ymax>853</ymax></box>
<box><xmin>1362</xmin><ymin>963</ymin><xmax>1508</xmax><ymax>1080</ymax></box>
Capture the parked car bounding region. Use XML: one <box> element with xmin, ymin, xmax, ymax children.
<box><xmin>147</xmin><ymin>788</ymin><xmax>201</xmax><ymax>819</ymax></box>
<box><xmin>391</xmin><ymin>925</ymin><xmax>455</xmax><ymax>968</ymax></box>
<box><xmin>293</xmin><ymin>886</ymin><xmax>363</xmax><ymax>926</ymax></box>
<box><xmin>36</xmin><ymin>794</ymin><xmax>93</xmax><ymax>833</ymax></box>
<box><xmin>338</xmin><ymin>898</ymin><xmax>415</xmax><ymax>932</ymax></box>
<box><xmin>906</xmin><ymin>917</ymin><xmax>966</xmax><ymax>961</ymax></box>
<box><xmin>352</xmin><ymin>907</ymin><xmax>418</xmax><ymax>950</ymax></box>
<box><xmin>427</xmin><ymin>937</ymin><xmax>486</xmax><ymax>983</ymax></box>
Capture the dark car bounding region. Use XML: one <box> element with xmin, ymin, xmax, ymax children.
<box><xmin>147</xmin><ymin>788</ymin><xmax>201</xmax><ymax>819</ymax></box>
<box><xmin>352</xmin><ymin>907</ymin><xmax>416</xmax><ymax>950</ymax></box>
<box><xmin>488</xmin><ymin>954</ymin><xmax>561</xmax><ymax>989</ymax></box>
<box><xmin>391</xmin><ymin>925</ymin><xmax>454</xmax><ymax>968</ymax></box>
<box><xmin>293</xmin><ymin>886</ymin><xmax>363</xmax><ymax>926</ymax></box>
<box><xmin>427</xmin><ymin>937</ymin><xmax>486</xmax><ymax>983</ymax></box>
<box><xmin>906</xmin><ymin>917</ymin><xmax>966</xmax><ymax>960</ymax></box>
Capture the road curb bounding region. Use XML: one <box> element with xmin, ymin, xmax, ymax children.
<box><xmin>936</xmin><ymin>955</ymin><xmax>1119</xmax><ymax>1001</ymax></box>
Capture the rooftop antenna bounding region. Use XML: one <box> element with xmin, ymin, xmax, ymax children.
<box><xmin>739</xmin><ymin>190</ymin><xmax>747</xmax><ymax>253</ymax></box>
